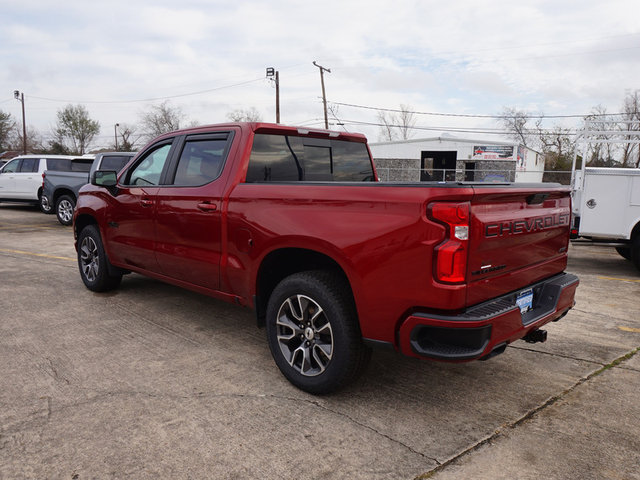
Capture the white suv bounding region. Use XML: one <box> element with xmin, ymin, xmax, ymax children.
<box><xmin>0</xmin><ymin>154</ymin><xmax>93</xmax><ymax>213</ymax></box>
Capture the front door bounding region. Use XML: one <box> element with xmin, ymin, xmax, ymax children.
<box><xmin>0</xmin><ymin>158</ymin><xmax>20</xmax><ymax>197</ymax></box>
<box><xmin>14</xmin><ymin>157</ymin><xmax>40</xmax><ymax>200</ymax></box>
<box><xmin>104</xmin><ymin>141</ymin><xmax>174</xmax><ymax>273</ymax></box>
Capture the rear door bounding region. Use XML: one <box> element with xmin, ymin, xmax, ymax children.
<box><xmin>153</xmin><ymin>132</ymin><xmax>234</xmax><ymax>291</ymax></box>
<box><xmin>466</xmin><ymin>185</ymin><xmax>571</xmax><ymax>306</ymax></box>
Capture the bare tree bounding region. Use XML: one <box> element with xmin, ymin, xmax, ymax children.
<box><xmin>377</xmin><ymin>110</ymin><xmax>396</xmax><ymax>141</ymax></box>
<box><xmin>499</xmin><ymin>107</ymin><xmax>530</xmax><ymax>147</ymax></box>
<box><xmin>226</xmin><ymin>107</ymin><xmax>262</xmax><ymax>122</ymax></box>
<box><xmin>13</xmin><ymin>126</ymin><xmax>44</xmax><ymax>153</ymax></box>
<box><xmin>377</xmin><ymin>104</ymin><xmax>417</xmax><ymax>141</ymax></box>
<box><xmin>621</xmin><ymin>90</ymin><xmax>640</xmax><ymax>167</ymax></box>
<box><xmin>52</xmin><ymin>104</ymin><xmax>100</xmax><ymax>155</ymax></box>
<box><xmin>114</xmin><ymin>123</ymin><xmax>141</xmax><ymax>151</ymax></box>
<box><xmin>0</xmin><ymin>110</ymin><xmax>16</xmax><ymax>151</ymax></box>
<box><xmin>139</xmin><ymin>101</ymin><xmax>185</xmax><ymax>140</ymax></box>
<box><xmin>396</xmin><ymin>104</ymin><xmax>416</xmax><ymax>140</ymax></box>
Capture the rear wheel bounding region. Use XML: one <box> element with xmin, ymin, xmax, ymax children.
<box><xmin>56</xmin><ymin>194</ymin><xmax>75</xmax><ymax>226</ymax></box>
<box><xmin>77</xmin><ymin>225</ymin><xmax>122</xmax><ymax>292</ymax></box>
<box><xmin>266</xmin><ymin>270</ymin><xmax>371</xmax><ymax>394</ymax></box>
<box><xmin>615</xmin><ymin>246</ymin><xmax>632</xmax><ymax>261</ymax></box>
<box><xmin>39</xmin><ymin>192</ymin><xmax>53</xmax><ymax>214</ymax></box>
<box><xmin>631</xmin><ymin>235</ymin><xmax>640</xmax><ymax>272</ymax></box>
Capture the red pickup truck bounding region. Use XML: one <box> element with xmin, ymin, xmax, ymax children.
<box><xmin>73</xmin><ymin>122</ymin><xmax>578</xmax><ymax>393</ymax></box>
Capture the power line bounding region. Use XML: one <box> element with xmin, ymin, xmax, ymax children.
<box><xmin>340</xmin><ymin>118</ymin><xmax>585</xmax><ymax>136</ymax></box>
<box><xmin>26</xmin><ymin>77</ymin><xmax>265</xmax><ymax>105</ymax></box>
<box><xmin>329</xmin><ymin>101</ymin><xmax>627</xmax><ymax>119</ymax></box>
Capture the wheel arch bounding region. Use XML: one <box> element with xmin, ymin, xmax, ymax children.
<box><xmin>74</xmin><ymin>213</ymin><xmax>99</xmax><ymax>240</ymax></box>
<box><xmin>53</xmin><ymin>188</ymin><xmax>76</xmax><ymax>205</ymax></box>
<box><xmin>254</xmin><ymin>247</ymin><xmax>356</xmax><ymax>328</ymax></box>
<box><xmin>631</xmin><ymin>218</ymin><xmax>640</xmax><ymax>242</ymax></box>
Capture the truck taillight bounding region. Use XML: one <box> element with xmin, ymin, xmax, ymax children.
<box><xmin>428</xmin><ymin>202</ymin><xmax>470</xmax><ymax>283</ymax></box>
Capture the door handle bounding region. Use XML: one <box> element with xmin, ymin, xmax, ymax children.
<box><xmin>140</xmin><ymin>198</ymin><xmax>154</xmax><ymax>207</ymax></box>
<box><xmin>197</xmin><ymin>202</ymin><xmax>218</xmax><ymax>212</ymax></box>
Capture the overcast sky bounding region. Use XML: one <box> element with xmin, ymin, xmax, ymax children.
<box><xmin>1</xmin><ymin>0</ymin><xmax>639</xmax><ymax>149</ymax></box>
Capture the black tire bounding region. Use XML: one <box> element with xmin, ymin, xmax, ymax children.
<box><xmin>615</xmin><ymin>246</ymin><xmax>632</xmax><ymax>261</ymax></box>
<box><xmin>266</xmin><ymin>270</ymin><xmax>371</xmax><ymax>394</ymax></box>
<box><xmin>56</xmin><ymin>194</ymin><xmax>75</xmax><ymax>226</ymax></box>
<box><xmin>77</xmin><ymin>225</ymin><xmax>122</xmax><ymax>292</ymax></box>
<box><xmin>39</xmin><ymin>192</ymin><xmax>54</xmax><ymax>214</ymax></box>
<box><xmin>631</xmin><ymin>235</ymin><xmax>640</xmax><ymax>272</ymax></box>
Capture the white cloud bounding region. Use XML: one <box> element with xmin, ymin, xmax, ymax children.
<box><xmin>1</xmin><ymin>0</ymin><xmax>639</xmax><ymax>148</ymax></box>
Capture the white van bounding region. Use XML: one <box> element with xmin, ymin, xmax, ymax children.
<box><xmin>0</xmin><ymin>154</ymin><xmax>93</xmax><ymax>213</ymax></box>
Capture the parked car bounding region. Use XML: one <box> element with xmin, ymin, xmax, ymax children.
<box><xmin>43</xmin><ymin>152</ymin><xmax>135</xmax><ymax>225</ymax></box>
<box><xmin>74</xmin><ymin>122</ymin><xmax>578</xmax><ymax>393</ymax></box>
<box><xmin>0</xmin><ymin>155</ymin><xmax>93</xmax><ymax>213</ymax></box>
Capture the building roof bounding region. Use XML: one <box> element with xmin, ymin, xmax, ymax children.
<box><xmin>369</xmin><ymin>134</ymin><xmax>518</xmax><ymax>147</ymax></box>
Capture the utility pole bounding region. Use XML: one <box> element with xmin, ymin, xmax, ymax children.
<box><xmin>13</xmin><ymin>90</ymin><xmax>26</xmax><ymax>154</ymax></box>
<box><xmin>313</xmin><ymin>61</ymin><xmax>331</xmax><ymax>129</ymax></box>
<box><xmin>266</xmin><ymin>67</ymin><xmax>280</xmax><ymax>123</ymax></box>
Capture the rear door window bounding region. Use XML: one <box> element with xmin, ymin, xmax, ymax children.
<box><xmin>172</xmin><ymin>137</ymin><xmax>229</xmax><ymax>186</ymax></box>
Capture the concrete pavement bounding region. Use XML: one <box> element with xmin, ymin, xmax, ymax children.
<box><xmin>0</xmin><ymin>204</ymin><xmax>638</xmax><ymax>479</ymax></box>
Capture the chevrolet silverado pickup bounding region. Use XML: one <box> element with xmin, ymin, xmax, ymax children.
<box><xmin>73</xmin><ymin>122</ymin><xmax>579</xmax><ymax>393</ymax></box>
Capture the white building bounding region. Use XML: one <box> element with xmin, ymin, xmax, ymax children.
<box><xmin>369</xmin><ymin>134</ymin><xmax>544</xmax><ymax>183</ymax></box>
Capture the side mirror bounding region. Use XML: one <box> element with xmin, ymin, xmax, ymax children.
<box><xmin>92</xmin><ymin>170</ymin><xmax>117</xmax><ymax>187</ymax></box>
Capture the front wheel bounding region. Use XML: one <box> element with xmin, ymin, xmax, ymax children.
<box><xmin>77</xmin><ymin>225</ymin><xmax>122</xmax><ymax>292</ymax></box>
<box><xmin>266</xmin><ymin>271</ymin><xmax>371</xmax><ymax>394</ymax></box>
<box><xmin>56</xmin><ymin>195</ymin><xmax>76</xmax><ymax>226</ymax></box>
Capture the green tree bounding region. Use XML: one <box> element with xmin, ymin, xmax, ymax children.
<box><xmin>53</xmin><ymin>104</ymin><xmax>100</xmax><ymax>154</ymax></box>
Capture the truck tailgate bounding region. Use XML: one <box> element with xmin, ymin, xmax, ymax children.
<box><xmin>466</xmin><ymin>185</ymin><xmax>571</xmax><ymax>306</ymax></box>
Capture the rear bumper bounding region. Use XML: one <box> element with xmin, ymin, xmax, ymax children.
<box><xmin>398</xmin><ymin>273</ymin><xmax>579</xmax><ymax>361</ymax></box>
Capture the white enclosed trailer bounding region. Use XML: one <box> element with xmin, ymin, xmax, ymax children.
<box><xmin>571</xmin><ymin>120</ymin><xmax>640</xmax><ymax>271</ymax></box>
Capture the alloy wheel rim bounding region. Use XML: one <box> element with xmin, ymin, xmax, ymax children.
<box><xmin>79</xmin><ymin>237</ymin><xmax>99</xmax><ymax>282</ymax></box>
<box><xmin>276</xmin><ymin>294</ymin><xmax>334</xmax><ymax>377</ymax></box>
<box><xmin>59</xmin><ymin>200</ymin><xmax>74</xmax><ymax>223</ymax></box>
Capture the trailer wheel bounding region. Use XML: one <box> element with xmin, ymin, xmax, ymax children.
<box><xmin>266</xmin><ymin>270</ymin><xmax>371</xmax><ymax>394</ymax></box>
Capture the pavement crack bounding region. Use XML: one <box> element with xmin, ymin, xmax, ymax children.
<box><xmin>571</xmin><ymin>307</ymin><xmax>634</xmax><ymax>324</ymax></box>
<box><xmin>507</xmin><ymin>345</ymin><xmax>605</xmax><ymax>365</ymax></box>
<box><xmin>259</xmin><ymin>394</ymin><xmax>441</xmax><ymax>465</ymax></box>
<box><xmin>414</xmin><ymin>346</ymin><xmax>640</xmax><ymax>480</ymax></box>
<box><xmin>46</xmin><ymin>358</ymin><xmax>71</xmax><ymax>385</ymax></box>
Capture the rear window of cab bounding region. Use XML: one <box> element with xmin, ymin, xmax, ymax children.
<box><xmin>245</xmin><ymin>134</ymin><xmax>374</xmax><ymax>182</ymax></box>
